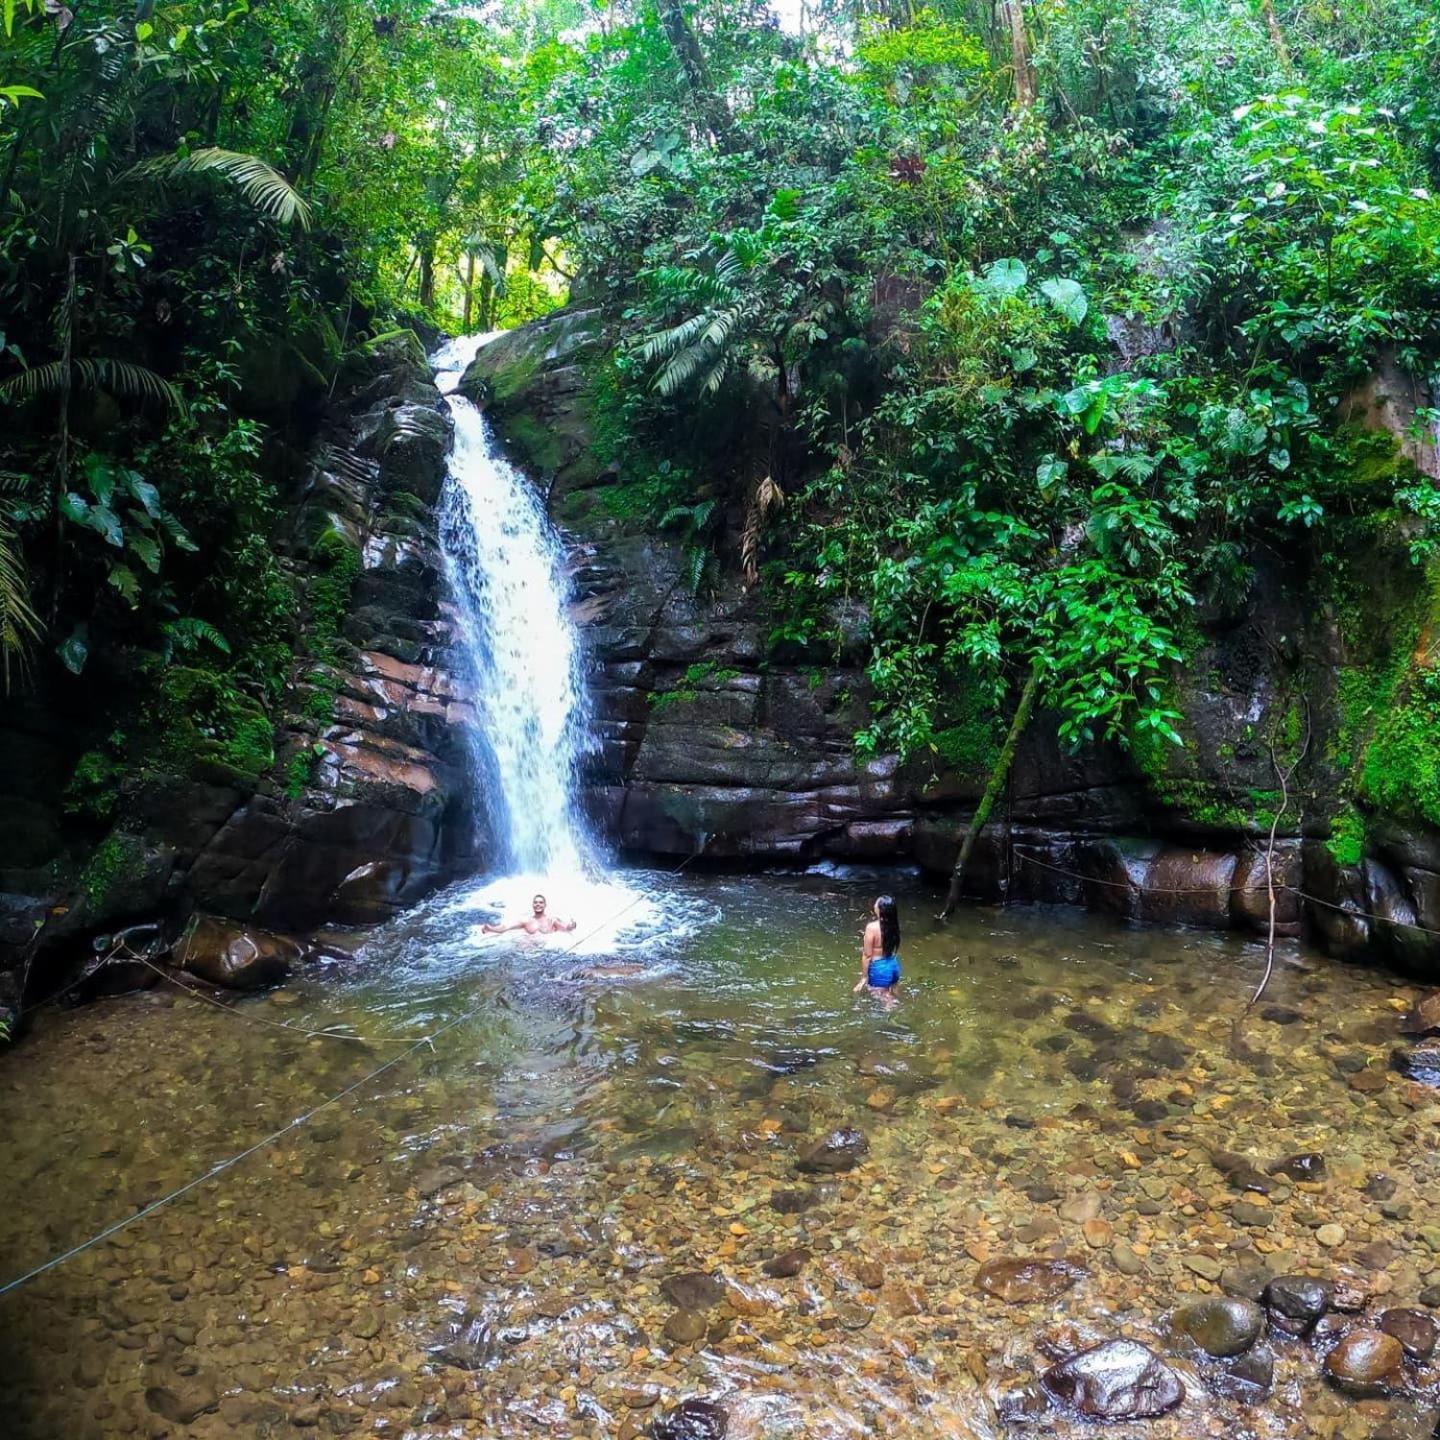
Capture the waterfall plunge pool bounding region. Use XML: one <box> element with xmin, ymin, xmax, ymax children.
<box><xmin>1</xmin><ymin>869</ymin><xmax>1437</xmax><ymax>1439</ymax></box>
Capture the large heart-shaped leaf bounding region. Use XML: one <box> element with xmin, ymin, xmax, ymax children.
<box><xmin>1040</xmin><ymin>277</ymin><xmax>1089</xmax><ymax>325</ymax></box>
<box><xmin>982</xmin><ymin>258</ymin><xmax>1028</xmax><ymax>296</ymax></box>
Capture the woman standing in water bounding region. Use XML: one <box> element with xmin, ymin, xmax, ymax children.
<box><xmin>853</xmin><ymin>894</ymin><xmax>901</xmax><ymax>1002</ymax></box>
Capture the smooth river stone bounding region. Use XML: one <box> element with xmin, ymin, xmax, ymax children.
<box><xmin>1264</xmin><ymin>1274</ymin><xmax>1331</xmax><ymax>1334</ymax></box>
<box><xmin>1379</xmin><ymin>1307</ymin><xmax>1439</xmax><ymax>1360</ymax></box>
<box><xmin>1042</xmin><ymin>1340</ymin><xmax>1185</xmax><ymax>1420</ymax></box>
<box><xmin>1323</xmin><ymin>1329</ymin><xmax>1405</xmax><ymax>1395</ymax></box>
<box><xmin>1173</xmin><ymin>1297</ymin><xmax>1265</xmax><ymax>1357</ymax></box>
<box><xmin>976</xmin><ymin>1257</ymin><xmax>1085</xmax><ymax>1304</ymax></box>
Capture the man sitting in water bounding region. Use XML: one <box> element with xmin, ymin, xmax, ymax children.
<box><xmin>481</xmin><ymin>893</ymin><xmax>577</xmax><ymax>937</ymax></box>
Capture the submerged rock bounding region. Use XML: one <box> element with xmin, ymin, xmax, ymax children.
<box><xmin>976</xmin><ymin>1257</ymin><xmax>1085</xmax><ymax>1305</ymax></box>
<box><xmin>1041</xmin><ymin>1339</ymin><xmax>1184</xmax><ymax>1420</ymax></box>
<box><xmin>145</xmin><ymin>1376</ymin><xmax>219</xmax><ymax>1424</ymax></box>
<box><xmin>762</xmin><ymin>1248</ymin><xmax>809</xmax><ymax>1279</ymax></box>
<box><xmin>1269</xmin><ymin>1152</ymin><xmax>1326</xmax><ymax>1181</ymax></box>
<box><xmin>768</xmin><ymin>1187</ymin><xmax>818</xmax><ymax>1214</ymax></box>
<box><xmin>660</xmin><ymin>1273</ymin><xmax>724</xmax><ymax>1312</ymax></box>
<box><xmin>1222</xmin><ymin>1341</ymin><xmax>1275</xmax><ymax>1399</ymax></box>
<box><xmin>1401</xmin><ymin>991</ymin><xmax>1440</xmax><ymax>1036</ymax></box>
<box><xmin>174</xmin><ymin>916</ymin><xmax>302</xmax><ymax>990</ymax></box>
<box><xmin>650</xmin><ymin>1397</ymin><xmax>728</xmax><ymax>1440</ymax></box>
<box><xmin>1392</xmin><ymin>1041</ymin><xmax>1440</xmax><ymax>1086</ymax></box>
<box><xmin>1324</xmin><ymin>1329</ymin><xmax>1405</xmax><ymax>1396</ymax></box>
<box><xmin>1379</xmin><ymin>1308</ymin><xmax>1439</xmax><ymax>1360</ymax></box>
<box><xmin>1172</xmin><ymin>1297</ymin><xmax>1265</xmax><ymax>1357</ymax></box>
<box><xmin>662</xmin><ymin>1311</ymin><xmax>707</xmax><ymax>1346</ymax></box>
<box><xmin>796</xmin><ymin>1127</ymin><xmax>868</xmax><ymax>1173</ymax></box>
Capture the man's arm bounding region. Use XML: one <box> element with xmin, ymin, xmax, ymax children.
<box><xmin>481</xmin><ymin>920</ymin><xmax>523</xmax><ymax>934</ymax></box>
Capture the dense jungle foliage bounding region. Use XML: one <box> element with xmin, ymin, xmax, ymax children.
<box><xmin>2</xmin><ymin>0</ymin><xmax>1439</xmax><ymax>817</ymax></box>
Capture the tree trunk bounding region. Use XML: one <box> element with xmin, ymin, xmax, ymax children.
<box><xmin>417</xmin><ymin>241</ymin><xmax>436</xmax><ymax>311</ymax></box>
<box><xmin>939</xmin><ymin>660</ymin><xmax>1043</xmax><ymax>919</ymax></box>
<box><xmin>1259</xmin><ymin>0</ymin><xmax>1293</xmax><ymax>72</ymax></box>
<box><xmin>660</xmin><ymin>1</ymin><xmax>731</xmax><ymax>144</ymax></box>
<box><xmin>1002</xmin><ymin>0</ymin><xmax>1037</xmax><ymax>109</ymax></box>
<box><xmin>462</xmin><ymin>251</ymin><xmax>477</xmax><ymax>332</ymax></box>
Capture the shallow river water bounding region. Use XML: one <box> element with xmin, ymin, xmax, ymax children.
<box><xmin>1</xmin><ymin>870</ymin><xmax>1438</xmax><ymax>1439</ymax></box>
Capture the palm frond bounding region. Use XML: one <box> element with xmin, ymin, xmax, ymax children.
<box><xmin>0</xmin><ymin>358</ymin><xmax>182</xmax><ymax>410</ymax></box>
<box><xmin>134</xmin><ymin>147</ymin><xmax>313</xmax><ymax>230</ymax></box>
<box><xmin>0</xmin><ymin>513</ymin><xmax>41</xmax><ymax>690</ymax></box>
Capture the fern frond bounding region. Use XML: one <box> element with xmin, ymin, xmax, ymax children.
<box><xmin>133</xmin><ymin>147</ymin><xmax>313</xmax><ymax>229</ymax></box>
<box><xmin>162</xmin><ymin>617</ymin><xmax>231</xmax><ymax>655</ymax></box>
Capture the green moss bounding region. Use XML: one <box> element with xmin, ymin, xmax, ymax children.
<box><xmin>148</xmin><ymin>666</ymin><xmax>276</xmax><ymax>784</ymax></box>
<box><xmin>500</xmin><ymin>411</ymin><xmax>566</xmax><ymax>475</ymax></box>
<box><xmin>1327</xmin><ymin>804</ymin><xmax>1366</xmax><ymax>867</ymax></box>
<box><xmin>309</xmin><ymin>527</ymin><xmax>361</xmax><ymax>650</ymax></box>
<box><xmin>650</xmin><ymin>662</ymin><xmax>741</xmax><ymax>712</ymax></box>
<box><xmin>932</xmin><ymin>686</ymin><xmax>1004</xmax><ymax>781</ymax></box>
<box><xmin>64</xmin><ymin>750</ymin><xmax>124</xmax><ymax>820</ymax></box>
<box><xmin>79</xmin><ymin>831</ymin><xmax>148</xmax><ymax>911</ymax></box>
<box><xmin>488</xmin><ymin>348</ymin><xmax>541</xmax><ymax>406</ymax></box>
<box><xmin>283</xmin><ymin>744</ymin><xmax>324</xmax><ymax>800</ymax></box>
<box><xmin>1359</xmin><ymin>661</ymin><xmax>1440</xmax><ymax>828</ymax></box>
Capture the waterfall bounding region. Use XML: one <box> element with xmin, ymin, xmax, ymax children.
<box><xmin>432</xmin><ymin>335</ymin><xmax>591</xmax><ymax>878</ymax></box>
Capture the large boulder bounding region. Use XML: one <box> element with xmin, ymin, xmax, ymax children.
<box><xmin>174</xmin><ymin>917</ymin><xmax>303</xmax><ymax>990</ymax></box>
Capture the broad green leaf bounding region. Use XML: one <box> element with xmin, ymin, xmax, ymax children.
<box><xmin>982</xmin><ymin>258</ymin><xmax>1027</xmax><ymax>296</ymax></box>
<box><xmin>59</xmin><ymin>491</ymin><xmax>90</xmax><ymax>524</ymax></box>
<box><xmin>124</xmin><ymin>471</ymin><xmax>162</xmax><ymax>516</ymax></box>
<box><xmin>86</xmin><ymin>504</ymin><xmax>124</xmax><ymax>546</ymax></box>
<box><xmin>127</xmin><ymin>532</ymin><xmax>161</xmax><ymax>572</ymax></box>
<box><xmin>107</xmin><ymin>564</ymin><xmax>140</xmax><ymax>602</ymax></box>
<box><xmin>83</xmin><ymin>454</ymin><xmax>116</xmax><ymax>506</ymax></box>
<box><xmin>1040</xmin><ymin>277</ymin><xmax>1088</xmax><ymax>325</ymax></box>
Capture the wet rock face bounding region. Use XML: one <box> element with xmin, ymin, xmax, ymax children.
<box><xmin>173</xmin><ymin>917</ymin><xmax>302</xmax><ymax>990</ymax></box>
<box><xmin>1041</xmin><ymin>1339</ymin><xmax>1185</xmax><ymax>1421</ymax></box>
<box><xmin>2</xmin><ymin>334</ymin><xmax>477</xmax><ymax>993</ymax></box>
<box><xmin>1173</xmin><ymin>1297</ymin><xmax>1265</xmax><ymax>1357</ymax></box>
<box><xmin>976</xmin><ymin>1258</ymin><xmax>1085</xmax><ymax>1305</ymax></box>
<box><xmin>796</xmin><ymin>1128</ymin><xmax>868</xmax><ymax>1174</ymax></box>
<box><xmin>1323</xmin><ymin>1329</ymin><xmax>1405</xmax><ymax>1396</ymax></box>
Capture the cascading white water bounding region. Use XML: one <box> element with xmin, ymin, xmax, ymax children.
<box><xmin>432</xmin><ymin>335</ymin><xmax>591</xmax><ymax>878</ymax></box>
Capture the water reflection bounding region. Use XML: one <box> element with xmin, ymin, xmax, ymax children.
<box><xmin>0</xmin><ymin>872</ymin><xmax>1436</xmax><ymax>1438</ymax></box>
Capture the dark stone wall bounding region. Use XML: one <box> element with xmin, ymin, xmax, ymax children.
<box><xmin>0</xmin><ymin>335</ymin><xmax>478</xmax><ymax>1019</ymax></box>
<box><xmin>469</xmin><ymin>307</ymin><xmax>1440</xmax><ymax>981</ymax></box>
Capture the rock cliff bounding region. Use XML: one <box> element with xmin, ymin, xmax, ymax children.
<box><xmin>0</xmin><ymin>334</ymin><xmax>476</xmax><ymax>1023</ymax></box>
<box><xmin>463</xmin><ymin>310</ymin><xmax>1440</xmax><ymax>977</ymax></box>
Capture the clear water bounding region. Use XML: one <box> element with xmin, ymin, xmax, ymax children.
<box><xmin>2</xmin><ymin>872</ymin><xmax>1436</xmax><ymax>1438</ymax></box>
<box><xmin>433</xmin><ymin>335</ymin><xmax>592</xmax><ymax>878</ymax></box>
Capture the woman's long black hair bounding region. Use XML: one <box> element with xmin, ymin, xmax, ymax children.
<box><xmin>875</xmin><ymin>895</ymin><xmax>900</xmax><ymax>958</ymax></box>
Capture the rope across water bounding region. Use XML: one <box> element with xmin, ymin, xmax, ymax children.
<box><xmin>0</xmin><ymin>854</ymin><xmax>698</xmax><ymax>1300</ymax></box>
